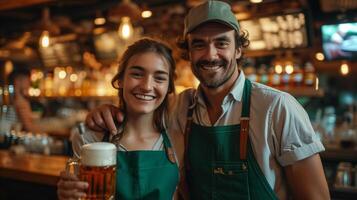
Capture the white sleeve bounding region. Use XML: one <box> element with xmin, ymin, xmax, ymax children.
<box><xmin>271</xmin><ymin>93</ymin><xmax>325</xmax><ymax>166</ymax></box>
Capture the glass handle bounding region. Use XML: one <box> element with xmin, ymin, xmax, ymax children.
<box><xmin>66</xmin><ymin>158</ymin><xmax>80</xmax><ymax>176</ymax></box>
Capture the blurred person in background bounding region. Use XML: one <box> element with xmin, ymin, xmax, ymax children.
<box><xmin>8</xmin><ymin>68</ymin><xmax>42</xmax><ymax>133</ymax></box>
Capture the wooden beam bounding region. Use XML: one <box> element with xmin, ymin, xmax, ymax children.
<box><xmin>0</xmin><ymin>0</ymin><xmax>55</xmax><ymax>11</ymax></box>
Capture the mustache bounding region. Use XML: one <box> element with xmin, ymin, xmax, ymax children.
<box><xmin>196</xmin><ymin>59</ymin><xmax>227</xmax><ymax>68</ymax></box>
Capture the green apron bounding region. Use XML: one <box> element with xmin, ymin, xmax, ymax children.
<box><xmin>185</xmin><ymin>79</ymin><xmax>279</xmax><ymax>200</ymax></box>
<box><xmin>116</xmin><ymin>132</ymin><xmax>179</xmax><ymax>200</ymax></box>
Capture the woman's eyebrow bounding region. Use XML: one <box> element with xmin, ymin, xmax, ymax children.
<box><xmin>128</xmin><ymin>65</ymin><xmax>169</xmax><ymax>75</ymax></box>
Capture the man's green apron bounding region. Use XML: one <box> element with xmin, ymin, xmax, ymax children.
<box><xmin>116</xmin><ymin>132</ymin><xmax>179</xmax><ymax>199</ymax></box>
<box><xmin>185</xmin><ymin>79</ymin><xmax>279</xmax><ymax>199</ymax></box>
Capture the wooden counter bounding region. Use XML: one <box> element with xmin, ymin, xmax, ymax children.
<box><xmin>0</xmin><ymin>150</ymin><xmax>68</xmax><ymax>186</ymax></box>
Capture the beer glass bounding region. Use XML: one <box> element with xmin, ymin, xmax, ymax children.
<box><xmin>66</xmin><ymin>142</ymin><xmax>117</xmax><ymax>200</ymax></box>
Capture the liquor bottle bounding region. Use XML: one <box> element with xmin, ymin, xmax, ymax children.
<box><xmin>304</xmin><ymin>62</ymin><xmax>316</xmax><ymax>87</ymax></box>
<box><xmin>244</xmin><ymin>65</ymin><xmax>258</xmax><ymax>82</ymax></box>
<box><xmin>268</xmin><ymin>65</ymin><xmax>281</xmax><ymax>87</ymax></box>
<box><xmin>281</xmin><ymin>63</ymin><xmax>293</xmax><ymax>86</ymax></box>
<box><xmin>0</xmin><ymin>84</ymin><xmax>18</xmax><ymax>135</ymax></box>
<box><xmin>292</xmin><ymin>63</ymin><xmax>303</xmax><ymax>87</ymax></box>
<box><xmin>257</xmin><ymin>64</ymin><xmax>269</xmax><ymax>85</ymax></box>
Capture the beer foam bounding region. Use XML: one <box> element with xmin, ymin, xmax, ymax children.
<box><xmin>81</xmin><ymin>142</ymin><xmax>117</xmax><ymax>166</ymax></box>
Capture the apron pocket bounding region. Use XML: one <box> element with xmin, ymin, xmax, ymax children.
<box><xmin>212</xmin><ymin>162</ymin><xmax>250</xmax><ymax>200</ymax></box>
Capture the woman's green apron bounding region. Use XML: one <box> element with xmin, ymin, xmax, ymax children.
<box><xmin>112</xmin><ymin>132</ymin><xmax>179</xmax><ymax>199</ymax></box>
<box><xmin>185</xmin><ymin>79</ymin><xmax>279</xmax><ymax>199</ymax></box>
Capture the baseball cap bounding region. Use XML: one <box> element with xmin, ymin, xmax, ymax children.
<box><xmin>184</xmin><ymin>0</ymin><xmax>240</xmax><ymax>37</ymax></box>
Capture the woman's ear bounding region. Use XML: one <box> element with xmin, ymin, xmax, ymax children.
<box><xmin>117</xmin><ymin>79</ymin><xmax>123</xmax><ymax>88</ymax></box>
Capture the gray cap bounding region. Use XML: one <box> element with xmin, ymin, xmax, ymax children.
<box><xmin>184</xmin><ymin>0</ymin><xmax>240</xmax><ymax>37</ymax></box>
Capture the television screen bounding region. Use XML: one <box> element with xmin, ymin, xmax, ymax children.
<box><xmin>239</xmin><ymin>12</ymin><xmax>310</xmax><ymax>51</ymax></box>
<box><xmin>321</xmin><ymin>22</ymin><xmax>357</xmax><ymax>61</ymax></box>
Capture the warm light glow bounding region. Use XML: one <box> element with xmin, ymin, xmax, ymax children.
<box><xmin>38</xmin><ymin>71</ymin><xmax>44</xmax><ymax>79</ymax></box>
<box><xmin>118</xmin><ymin>17</ymin><xmax>133</xmax><ymax>40</ymax></box>
<box><xmin>70</xmin><ymin>74</ymin><xmax>78</xmax><ymax>82</ymax></box>
<box><xmin>75</xmin><ymin>89</ymin><xmax>82</xmax><ymax>96</ymax></box>
<box><xmin>275</xmin><ymin>64</ymin><xmax>283</xmax><ymax>74</ymax></box>
<box><xmin>31</xmin><ymin>73</ymin><xmax>37</xmax><ymax>82</ymax></box>
<box><xmin>315</xmin><ymin>52</ymin><xmax>324</xmax><ymax>61</ymax></box>
<box><xmin>105</xmin><ymin>73</ymin><xmax>112</xmax><ymax>81</ymax></box>
<box><xmin>141</xmin><ymin>10</ymin><xmax>152</xmax><ymax>18</ymax></box>
<box><xmin>285</xmin><ymin>64</ymin><xmax>294</xmax><ymax>74</ymax></box>
<box><xmin>59</xmin><ymin>86</ymin><xmax>67</xmax><ymax>96</ymax></box>
<box><xmin>315</xmin><ymin>77</ymin><xmax>319</xmax><ymax>91</ymax></box>
<box><xmin>340</xmin><ymin>63</ymin><xmax>349</xmax><ymax>75</ymax></box>
<box><xmin>94</xmin><ymin>17</ymin><xmax>106</xmax><ymax>25</ymax></box>
<box><xmin>4</xmin><ymin>60</ymin><xmax>13</xmax><ymax>75</ymax></box>
<box><xmin>97</xmin><ymin>86</ymin><xmax>106</xmax><ymax>96</ymax></box>
<box><xmin>40</xmin><ymin>31</ymin><xmax>50</xmax><ymax>48</ymax></box>
<box><xmin>250</xmin><ymin>0</ymin><xmax>263</xmax><ymax>3</ymax></box>
<box><xmin>29</xmin><ymin>88</ymin><xmax>41</xmax><ymax>97</ymax></box>
<box><xmin>59</xmin><ymin>70</ymin><xmax>67</xmax><ymax>79</ymax></box>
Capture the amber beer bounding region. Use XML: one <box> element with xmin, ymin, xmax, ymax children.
<box><xmin>67</xmin><ymin>142</ymin><xmax>117</xmax><ymax>200</ymax></box>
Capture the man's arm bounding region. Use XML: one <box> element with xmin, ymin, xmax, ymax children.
<box><xmin>284</xmin><ymin>154</ymin><xmax>330</xmax><ymax>200</ymax></box>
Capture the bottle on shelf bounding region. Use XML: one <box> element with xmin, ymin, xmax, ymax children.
<box><xmin>257</xmin><ymin>64</ymin><xmax>269</xmax><ymax>85</ymax></box>
<box><xmin>292</xmin><ymin>63</ymin><xmax>304</xmax><ymax>87</ymax></box>
<box><xmin>268</xmin><ymin>64</ymin><xmax>281</xmax><ymax>87</ymax></box>
<box><xmin>0</xmin><ymin>84</ymin><xmax>19</xmax><ymax>135</ymax></box>
<box><xmin>304</xmin><ymin>62</ymin><xmax>316</xmax><ymax>87</ymax></box>
<box><xmin>244</xmin><ymin>65</ymin><xmax>258</xmax><ymax>82</ymax></box>
<box><xmin>281</xmin><ymin>62</ymin><xmax>293</xmax><ymax>86</ymax></box>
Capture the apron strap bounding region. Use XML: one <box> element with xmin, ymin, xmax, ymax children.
<box><xmin>239</xmin><ymin>79</ymin><xmax>252</xmax><ymax>160</ymax></box>
<box><xmin>184</xmin><ymin>79</ymin><xmax>252</xmax><ymax>161</ymax></box>
<box><xmin>162</xmin><ymin>132</ymin><xmax>177</xmax><ymax>164</ymax></box>
<box><xmin>184</xmin><ymin>93</ymin><xmax>196</xmax><ymax>170</ymax></box>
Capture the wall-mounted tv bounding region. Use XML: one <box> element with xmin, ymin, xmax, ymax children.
<box><xmin>239</xmin><ymin>12</ymin><xmax>310</xmax><ymax>51</ymax></box>
<box><xmin>321</xmin><ymin>22</ymin><xmax>357</xmax><ymax>61</ymax></box>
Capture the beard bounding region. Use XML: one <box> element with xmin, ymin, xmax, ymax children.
<box><xmin>192</xmin><ymin>58</ymin><xmax>237</xmax><ymax>88</ymax></box>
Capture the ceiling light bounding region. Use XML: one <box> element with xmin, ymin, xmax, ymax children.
<box><xmin>141</xmin><ymin>10</ymin><xmax>152</xmax><ymax>18</ymax></box>
<box><xmin>250</xmin><ymin>0</ymin><xmax>263</xmax><ymax>3</ymax></box>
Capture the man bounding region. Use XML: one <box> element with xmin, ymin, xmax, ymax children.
<box><xmin>86</xmin><ymin>1</ymin><xmax>330</xmax><ymax>199</ymax></box>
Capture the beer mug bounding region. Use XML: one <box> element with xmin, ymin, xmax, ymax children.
<box><xmin>66</xmin><ymin>142</ymin><xmax>117</xmax><ymax>200</ymax></box>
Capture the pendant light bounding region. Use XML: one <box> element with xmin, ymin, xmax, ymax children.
<box><xmin>108</xmin><ymin>0</ymin><xmax>141</xmax><ymax>40</ymax></box>
<box><xmin>37</xmin><ymin>7</ymin><xmax>60</xmax><ymax>48</ymax></box>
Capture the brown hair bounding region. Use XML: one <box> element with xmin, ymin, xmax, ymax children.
<box><xmin>176</xmin><ymin>29</ymin><xmax>250</xmax><ymax>65</ymax></box>
<box><xmin>111</xmin><ymin>38</ymin><xmax>176</xmax><ymax>132</ymax></box>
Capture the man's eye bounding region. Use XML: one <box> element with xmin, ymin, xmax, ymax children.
<box><xmin>192</xmin><ymin>43</ymin><xmax>205</xmax><ymax>50</ymax></box>
<box><xmin>217</xmin><ymin>42</ymin><xmax>229</xmax><ymax>48</ymax></box>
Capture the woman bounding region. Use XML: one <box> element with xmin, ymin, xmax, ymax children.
<box><xmin>57</xmin><ymin>38</ymin><xmax>180</xmax><ymax>200</ymax></box>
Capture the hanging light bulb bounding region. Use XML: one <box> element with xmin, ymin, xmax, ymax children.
<box><xmin>118</xmin><ymin>17</ymin><xmax>133</xmax><ymax>40</ymax></box>
<box><xmin>141</xmin><ymin>10</ymin><xmax>152</xmax><ymax>18</ymax></box>
<box><xmin>39</xmin><ymin>30</ymin><xmax>50</xmax><ymax>48</ymax></box>
<box><xmin>340</xmin><ymin>63</ymin><xmax>349</xmax><ymax>75</ymax></box>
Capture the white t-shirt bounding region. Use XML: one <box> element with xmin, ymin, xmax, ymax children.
<box><xmin>167</xmin><ymin>71</ymin><xmax>325</xmax><ymax>200</ymax></box>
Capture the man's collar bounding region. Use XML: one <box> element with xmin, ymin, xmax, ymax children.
<box><xmin>195</xmin><ymin>70</ymin><xmax>246</xmax><ymax>106</ymax></box>
<box><xmin>229</xmin><ymin>70</ymin><xmax>245</xmax><ymax>102</ymax></box>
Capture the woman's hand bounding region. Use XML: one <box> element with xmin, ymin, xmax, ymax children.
<box><xmin>57</xmin><ymin>171</ymin><xmax>88</xmax><ymax>200</ymax></box>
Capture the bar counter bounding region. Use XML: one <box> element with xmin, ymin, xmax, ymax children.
<box><xmin>0</xmin><ymin>150</ymin><xmax>68</xmax><ymax>186</ymax></box>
